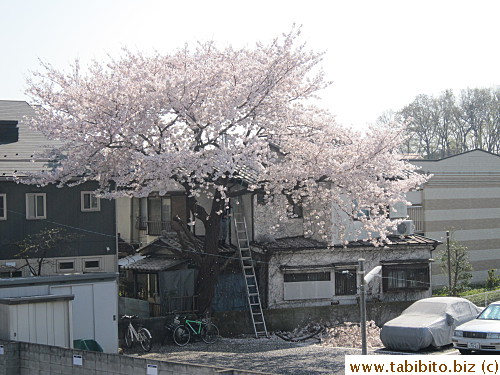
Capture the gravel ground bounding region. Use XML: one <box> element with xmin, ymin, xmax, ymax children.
<box><xmin>125</xmin><ymin>336</ymin><xmax>379</xmax><ymax>375</ymax></box>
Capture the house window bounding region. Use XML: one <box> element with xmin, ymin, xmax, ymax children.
<box><xmin>0</xmin><ymin>194</ymin><xmax>6</xmax><ymax>220</ymax></box>
<box><xmin>283</xmin><ymin>271</ymin><xmax>333</xmax><ymax>300</ymax></box>
<box><xmin>0</xmin><ymin>270</ymin><xmax>22</xmax><ymax>278</ymax></box>
<box><xmin>352</xmin><ymin>199</ymin><xmax>371</xmax><ymax>220</ymax></box>
<box><xmin>292</xmin><ymin>202</ymin><xmax>303</xmax><ymax>218</ymax></box>
<box><xmin>83</xmin><ymin>258</ymin><xmax>101</xmax><ymax>271</ymax></box>
<box><xmin>382</xmin><ymin>263</ymin><xmax>430</xmax><ymax>291</ymax></box>
<box><xmin>139</xmin><ymin>196</ymin><xmax>172</xmax><ymax>235</ymax></box>
<box><xmin>334</xmin><ymin>269</ymin><xmax>357</xmax><ymax>295</ymax></box>
<box><xmin>81</xmin><ymin>192</ymin><xmax>100</xmax><ymax>212</ymax></box>
<box><xmin>58</xmin><ymin>260</ymin><xmax>75</xmax><ymax>272</ymax></box>
<box><xmin>408</xmin><ymin>205</ymin><xmax>424</xmax><ymax>233</ymax></box>
<box><xmin>284</xmin><ymin>272</ymin><xmax>331</xmax><ymax>282</ymax></box>
<box><xmin>26</xmin><ymin>193</ymin><xmax>46</xmax><ymax>220</ymax></box>
<box><xmin>256</xmin><ymin>193</ymin><xmax>266</xmax><ymax>205</ymax></box>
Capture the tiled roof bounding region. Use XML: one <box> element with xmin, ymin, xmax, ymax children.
<box><xmin>121</xmin><ymin>257</ymin><xmax>186</xmax><ymax>272</ymax></box>
<box><xmin>256</xmin><ymin>234</ymin><xmax>441</xmax><ymax>252</ymax></box>
<box><xmin>137</xmin><ymin>235</ymin><xmax>235</xmax><ymax>256</ymax></box>
<box><xmin>256</xmin><ymin>236</ymin><xmax>328</xmax><ymax>251</ymax></box>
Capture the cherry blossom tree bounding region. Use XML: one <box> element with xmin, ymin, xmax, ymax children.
<box><xmin>25</xmin><ymin>28</ymin><xmax>427</xmax><ymax>312</ymax></box>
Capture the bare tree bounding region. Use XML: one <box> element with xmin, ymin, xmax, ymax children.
<box><xmin>438</xmin><ymin>231</ymin><xmax>473</xmax><ymax>296</ymax></box>
<box><xmin>396</xmin><ymin>87</ymin><xmax>500</xmax><ymax>158</ymax></box>
<box><xmin>16</xmin><ymin>228</ymin><xmax>76</xmax><ymax>276</ymax></box>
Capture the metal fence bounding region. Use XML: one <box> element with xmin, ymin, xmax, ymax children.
<box><xmin>149</xmin><ymin>295</ymin><xmax>199</xmax><ymax>317</ymax></box>
<box><xmin>464</xmin><ymin>289</ymin><xmax>500</xmax><ymax>307</ymax></box>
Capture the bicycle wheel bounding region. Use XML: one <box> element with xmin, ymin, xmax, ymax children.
<box><xmin>124</xmin><ymin>328</ymin><xmax>134</xmax><ymax>348</ymax></box>
<box><xmin>173</xmin><ymin>325</ymin><xmax>191</xmax><ymax>346</ymax></box>
<box><xmin>138</xmin><ymin>328</ymin><xmax>153</xmax><ymax>352</ymax></box>
<box><xmin>201</xmin><ymin>323</ymin><xmax>219</xmax><ymax>344</ymax></box>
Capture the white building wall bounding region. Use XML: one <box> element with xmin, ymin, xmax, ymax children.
<box><xmin>267</xmin><ymin>246</ymin><xmax>433</xmax><ymax>309</ymax></box>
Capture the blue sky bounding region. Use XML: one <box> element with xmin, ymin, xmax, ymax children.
<box><xmin>1</xmin><ymin>0</ymin><xmax>499</xmax><ymax>130</ymax></box>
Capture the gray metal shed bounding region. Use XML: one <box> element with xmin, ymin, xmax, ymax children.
<box><xmin>0</xmin><ymin>273</ymin><xmax>118</xmax><ymax>353</ymax></box>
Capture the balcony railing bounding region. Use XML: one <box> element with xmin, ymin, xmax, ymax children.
<box><xmin>136</xmin><ymin>219</ymin><xmax>172</xmax><ymax>236</ymax></box>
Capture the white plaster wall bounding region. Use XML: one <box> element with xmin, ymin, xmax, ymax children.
<box><xmin>266</xmin><ymin>245</ymin><xmax>433</xmax><ymax>309</ymax></box>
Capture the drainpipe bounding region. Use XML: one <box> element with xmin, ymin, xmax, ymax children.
<box><xmin>358</xmin><ymin>258</ymin><xmax>367</xmax><ymax>355</ymax></box>
<box><xmin>115</xmin><ymin>202</ymin><xmax>119</xmax><ymax>273</ymax></box>
<box><xmin>446</xmin><ymin>230</ymin><xmax>452</xmax><ymax>295</ymax></box>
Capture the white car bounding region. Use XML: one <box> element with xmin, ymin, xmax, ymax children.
<box><xmin>453</xmin><ymin>301</ymin><xmax>500</xmax><ymax>354</ymax></box>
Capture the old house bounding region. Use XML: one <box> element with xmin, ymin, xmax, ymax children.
<box><xmin>118</xmin><ymin>182</ymin><xmax>441</xmax><ymax>315</ymax></box>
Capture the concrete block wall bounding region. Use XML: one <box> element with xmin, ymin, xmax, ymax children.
<box><xmin>0</xmin><ymin>340</ymin><xmax>271</xmax><ymax>375</ymax></box>
<box><xmin>212</xmin><ymin>300</ymin><xmax>414</xmax><ymax>336</ymax></box>
<box><xmin>0</xmin><ymin>341</ymin><xmax>19</xmax><ymax>375</ymax></box>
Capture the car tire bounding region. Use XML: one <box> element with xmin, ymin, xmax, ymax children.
<box><xmin>458</xmin><ymin>349</ymin><xmax>471</xmax><ymax>355</ymax></box>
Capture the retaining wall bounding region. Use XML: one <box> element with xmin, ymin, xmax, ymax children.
<box><xmin>212</xmin><ymin>300</ymin><xmax>413</xmax><ymax>336</ymax></box>
<box><xmin>118</xmin><ymin>301</ymin><xmax>414</xmax><ymax>341</ymax></box>
<box><xmin>0</xmin><ymin>340</ymin><xmax>271</xmax><ymax>375</ymax></box>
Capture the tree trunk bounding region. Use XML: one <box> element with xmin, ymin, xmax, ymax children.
<box><xmin>195</xmin><ymin>190</ymin><xmax>226</xmax><ymax>314</ymax></box>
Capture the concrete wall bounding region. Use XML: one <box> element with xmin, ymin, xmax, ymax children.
<box><xmin>0</xmin><ymin>340</ymin><xmax>271</xmax><ymax>375</ymax></box>
<box><xmin>212</xmin><ymin>301</ymin><xmax>413</xmax><ymax>336</ymax></box>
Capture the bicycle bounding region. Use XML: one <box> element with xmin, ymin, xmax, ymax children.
<box><xmin>121</xmin><ymin>315</ymin><xmax>153</xmax><ymax>352</ymax></box>
<box><xmin>168</xmin><ymin>315</ymin><xmax>219</xmax><ymax>346</ymax></box>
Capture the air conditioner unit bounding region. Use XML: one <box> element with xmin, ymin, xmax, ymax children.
<box><xmin>394</xmin><ymin>220</ymin><xmax>414</xmax><ymax>236</ymax></box>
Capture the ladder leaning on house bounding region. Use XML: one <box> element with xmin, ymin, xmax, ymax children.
<box><xmin>232</xmin><ymin>198</ymin><xmax>269</xmax><ymax>338</ymax></box>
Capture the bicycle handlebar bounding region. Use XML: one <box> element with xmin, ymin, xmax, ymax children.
<box><xmin>121</xmin><ymin>314</ymin><xmax>139</xmax><ymax>320</ymax></box>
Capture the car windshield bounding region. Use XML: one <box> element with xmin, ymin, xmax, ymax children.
<box><xmin>404</xmin><ymin>301</ymin><xmax>448</xmax><ymax>315</ymax></box>
<box><xmin>478</xmin><ymin>304</ymin><xmax>500</xmax><ymax>320</ymax></box>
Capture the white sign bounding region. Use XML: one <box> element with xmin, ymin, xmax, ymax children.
<box><xmin>146</xmin><ymin>364</ymin><xmax>158</xmax><ymax>375</ymax></box>
<box><xmin>73</xmin><ymin>355</ymin><xmax>83</xmax><ymax>366</ymax></box>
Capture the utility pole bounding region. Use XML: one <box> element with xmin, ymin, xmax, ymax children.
<box><xmin>358</xmin><ymin>258</ymin><xmax>367</xmax><ymax>355</ymax></box>
<box><xmin>446</xmin><ymin>231</ymin><xmax>451</xmax><ymax>295</ymax></box>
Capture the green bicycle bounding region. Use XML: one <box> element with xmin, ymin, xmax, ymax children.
<box><xmin>171</xmin><ymin>315</ymin><xmax>219</xmax><ymax>346</ymax></box>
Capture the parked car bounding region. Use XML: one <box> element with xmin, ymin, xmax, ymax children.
<box><xmin>380</xmin><ymin>297</ymin><xmax>482</xmax><ymax>351</ymax></box>
<box><xmin>453</xmin><ymin>300</ymin><xmax>500</xmax><ymax>354</ymax></box>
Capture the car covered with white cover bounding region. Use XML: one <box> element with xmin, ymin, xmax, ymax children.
<box><xmin>453</xmin><ymin>301</ymin><xmax>500</xmax><ymax>354</ymax></box>
<box><xmin>380</xmin><ymin>297</ymin><xmax>482</xmax><ymax>351</ymax></box>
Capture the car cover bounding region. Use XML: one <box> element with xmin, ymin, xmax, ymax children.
<box><xmin>380</xmin><ymin>297</ymin><xmax>482</xmax><ymax>351</ymax></box>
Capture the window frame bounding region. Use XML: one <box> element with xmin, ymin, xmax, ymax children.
<box><xmin>81</xmin><ymin>191</ymin><xmax>101</xmax><ymax>212</ymax></box>
<box><xmin>283</xmin><ymin>270</ymin><xmax>334</xmax><ymax>301</ymax></box>
<box><xmin>334</xmin><ymin>268</ymin><xmax>357</xmax><ymax>296</ymax></box>
<box><xmin>25</xmin><ymin>193</ymin><xmax>47</xmax><ymax>220</ymax></box>
<box><xmin>382</xmin><ymin>263</ymin><xmax>430</xmax><ymax>292</ymax></box>
<box><xmin>0</xmin><ymin>193</ymin><xmax>6</xmax><ymax>220</ymax></box>
<box><xmin>283</xmin><ymin>271</ymin><xmax>331</xmax><ymax>283</ymax></box>
<box><xmin>57</xmin><ymin>260</ymin><xmax>75</xmax><ymax>273</ymax></box>
<box><xmin>83</xmin><ymin>258</ymin><xmax>102</xmax><ymax>272</ymax></box>
<box><xmin>352</xmin><ymin>199</ymin><xmax>371</xmax><ymax>221</ymax></box>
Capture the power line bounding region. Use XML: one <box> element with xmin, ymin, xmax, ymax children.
<box><xmin>5</xmin><ymin>209</ymin><xmax>434</xmax><ymax>287</ymax></box>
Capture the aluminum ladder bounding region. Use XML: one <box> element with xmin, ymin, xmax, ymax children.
<box><xmin>232</xmin><ymin>198</ymin><xmax>268</xmax><ymax>338</ymax></box>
